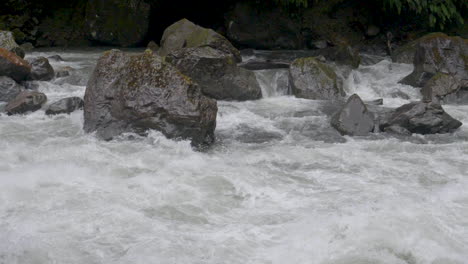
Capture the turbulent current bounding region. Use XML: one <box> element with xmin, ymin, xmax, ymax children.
<box><xmin>0</xmin><ymin>49</ymin><xmax>467</xmax><ymax>264</ymax></box>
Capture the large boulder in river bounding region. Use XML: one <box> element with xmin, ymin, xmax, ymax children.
<box><xmin>289</xmin><ymin>57</ymin><xmax>345</xmax><ymax>100</ymax></box>
<box><xmin>0</xmin><ymin>48</ymin><xmax>31</xmax><ymax>82</ymax></box>
<box><xmin>46</xmin><ymin>97</ymin><xmax>84</xmax><ymax>115</ymax></box>
<box><xmin>85</xmin><ymin>0</ymin><xmax>150</xmax><ymax>46</ymax></box>
<box><xmin>320</xmin><ymin>45</ymin><xmax>361</xmax><ymax>69</ymax></box>
<box><xmin>166</xmin><ymin>47</ymin><xmax>262</xmax><ymax>101</ymax></box>
<box><xmin>5</xmin><ymin>91</ymin><xmax>47</xmax><ymax>115</ymax></box>
<box><xmin>0</xmin><ymin>31</ymin><xmax>25</xmax><ymax>58</ymax></box>
<box><xmin>331</xmin><ymin>94</ymin><xmax>375</xmax><ymax>136</ymax></box>
<box><xmin>0</xmin><ymin>76</ymin><xmax>24</xmax><ymax>102</ymax></box>
<box><xmin>27</xmin><ymin>57</ymin><xmax>55</xmax><ymax>81</ymax></box>
<box><xmin>380</xmin><ymin>102</ymin><xmax>462</xmax><ymax>134</ymax></box>
<box><xmin>84</xmin><ymin>50</ymin><xmax>218</xmax><ymax>147</ymax></box>
<box><xmin>225</xmin><ymin>2</ymin><xmax>303</xmax><ymax>49</ymax></box>
<box><xmin>160</xmin><ymin>19</ymin><xmax>241</xmax><ymax>62</ymax></box>
<box><xmin>421</xmin><ymin>72</ymin><xmax>468</xmax><ymax>104</ymax></box>
<box><xmin>399</xmin><ymin>33</ymin><xmax>468</xmax><ymax>88</ymax></box>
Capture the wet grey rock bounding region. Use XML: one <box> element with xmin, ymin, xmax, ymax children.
<box><xmin>331</xmin><ymin>94</ymin><xmax>375</xmax><ymax>136</ymax></box>
<box><xmin>366</xmin><ymin>98</ymin><xmax>383</xmax><ymax>105</ymax></box>
<box><xmin>147</xmin><ymin>41</ymin><xmax>159</xmax><ymax>52</ymax></box>
<box><xmin>0</xmin><ymin>76</ymin><xmax>24</xmax><ymax>102</ymax></box>
<box><xmin>166</xmin><ymin>46</ymin><xmax>262</xmax><ymax>101</ymax></box>
<box><xmin>380</xmin><ymin>102</ymin><xmax>462</xmax><ymax>134</ymax></box>
<box><xmin>399</xmin><ymin>33</ymin><xmax>468</xmax><ymax>88</ymax></box>
<box><xmin>0</xmin><ymin>48</ymin><xmax>31</xmax><ymax>82</ymax></box>
<box><xmin>84</xmin><ymin>50</ymin><xmax>217</xmax><ymax>147</ymax></box>
<box><xmin>27</xmin><ymin>57</ymin><xmax>54</xmax><ymax>81</ymax></box>
<box><xmin>85</xmin><ymin>0</ymin><xmax>150</xmax><ymax>46</ymax></box>
<box><xmin>0</xmin><ymin>31</ymin><xmax>25</xmax><ymax>58</ymax></box>
<box><xmin>289</xmin><ymin>57</ymin><xmax>344</xmax><ymax>100</ymax></box>
<box><xmin>46</xmin><ymin>97</ymin><xmax>84</xmax><ymax>115</ymax></box>
<box><xmin>160</xmin><ymin>19</ymin><xmax>241</xmax><ymax>62</ymax></box>
<box><xmin>5</xmin><ymin>90</ymin><xmax>47</xmax><ymax>115</ymax></box>
<box><xmin>56</xmin><ymin>69</ymin><xmax>70</xmax><ymax>78</ymax></box>
<box><xmin>384</xmin><ymin>125</ymin><xmax>411</xmax><ymax>135</ymax></box>
<box><xmin>421</xmin><ymin>72</ymin><xmax>468</xmax><ymax>104</ymax></box>
<box><xmin>47</xmin><ymin>55</ymin><xmax>64</xmax><ymax>61</ymax></box>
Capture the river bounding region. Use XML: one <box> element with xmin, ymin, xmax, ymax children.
<box><xmin>0</xmin><ymin>48</ymin><xmax>467</xmax><ymax>264</ymax></box>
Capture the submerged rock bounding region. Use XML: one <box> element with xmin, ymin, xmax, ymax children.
<box><xmin>289</xmin><ymin>57</ymin><xmax>344</xmax><ymax>100</ymax></box>
<box><xmin>380</xmin><ymin>102</ymin><xmax>462</xmax><ymax>134</ymax></box>
<box><xmin>160</xmin><ymin>19</ymin><xmax>241</xmax><ymax>62</ymax></box>
<box><xmin>46</xmin><ymin>97</ymin><xmax>84</xmax><ymax>115</ymax></box>
<box><xmin>84</xmin><ymin>50</ymin><xmax>217</xmax><ymax>147</ymax></box>
<box><xmin>0</xmin><ymin>31</ymin><xmax>25</xmax><ymax>58</ymax></box>
<box><xmin>47</xmin><ymin>55</ymin><xmax>64</xmax><ymax>61</ymax></box>
<box><xmin>85</xmin><ymin>0</ymin><xmax>150</xmax><ymax>46</ymax></box>
<box><xmin>0</xmin><ymin>48</ymin><xmax>31</xmax><ymax>82</ymax></box>
<box><xmin>166</xmin><ymin>46</ymin><xmax>262</xmax><ymax>101</ymax></box>
<box><xmin>399</xmin><ymin>33</ymin><xmax>468</xmax><ymax>88</ymax></box>
<box><xmin>27</xmin><ymin>57</ymin><xmax>55</xmax><ymax>81</ymax></box>
<box><xmin>331</xmin><ymin>94</ymin><xmax>375</xmax><ymax>136</ymax></box>
<box><xmin>0</xmin><ymin>76</ymin><xmax>24</xmax><ymax>102</ymax></box>
<box><xmin>5</xmin><ymin>90</ymin><xmax>47</xmax><ymax>115</ymax></box>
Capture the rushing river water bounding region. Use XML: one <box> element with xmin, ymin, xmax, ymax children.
<box><xmin>0</xmin><ymin>49</ymin><xmax>467</xmax><ymax>264</ymax></box>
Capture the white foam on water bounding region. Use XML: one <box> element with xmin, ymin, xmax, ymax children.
<box><xmin>0</xmin><ymin>49</ymin><xmax>467</xmax><ymax>264</ymax></box>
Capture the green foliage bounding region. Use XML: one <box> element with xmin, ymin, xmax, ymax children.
<box><xmin>382</xmin><ymin>0</ymin><xmax>467</xmax><ymax>29</ymax></box>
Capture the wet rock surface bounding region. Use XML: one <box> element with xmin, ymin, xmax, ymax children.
<box><xmin>46</xmin><ymin>97</ymin><xmax>84</xmax><ymax>115</ymax></box>
<box><xmin>0</xmin><ymin>48</ymin><xmax>31</xmax><ymax>82</ymax></box>
<box><xmin>27</xmin><ymin>56</ymin><xmax>55</xmax><ymax>81</ymax></box>
<box><xmin>289</xmin><ymin>57</ymin><xmax>344</xmax><ymax>100</ymax></box>
<box><xmin>0</xmin><ymin>76</ymin><xmax>24</xmax><ymax>102</ymax></box>
<box><xmin>5</xmin><ymin>90</ymin><xmax>47</xmax><ymax>115</ymax></box>
<box><xmin>159</xmin><ymin>19</ymin><xmax>241</xmax><ymax>62</ymax></box>
<box><xmin>331</xmin><ymin>94</ymin><xmax>375</xmax><ymax>136</ymax></box>
<box><xmin>167</xmin><ymin>46</ymin><xmax>262</xmax><ymax>101</ymax></box>
<box><xmin>84</xmin><ymin>50</ymin><xmax>218</xmax><ymax>147</ymax></box>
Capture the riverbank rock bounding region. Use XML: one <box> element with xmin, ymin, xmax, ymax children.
<box><xmin>27</xmin><ymin>57</ymin><xmax>54</xmax><ymax>81</ymax></box>
<box><xmin>225</xmin><ymin>2</ymin><xmax>303</xmax><ymax>49</ymax></box>
<box><xmin>331</xmin><ymin>94</ymin><xmax>375</xmax><ymax>136</ymax></box>
<box><xmin>399</xmin><ymin>33</ymin><xmax>468</xmax><ymax>88</ymax></box>
<box><xmin>85</xmin><ymin>0</ymin><xmax>150</xmax><ymax>46</ymax></box>
<box><xmin>380</xmin><ymin>102</ymin><xmax>462</xmax><ymax>134</ymax></box>
<box><xmin>289</xmin><ymin>57</ymin><xmax>344</xmax><ymax>100</ymax></box>
<box><xmin>147</xmin><ymin>41</ymin><xmax>159</xmax><ymax>52</ymax></box>
<box><xmin>84</xmin><ymin>50</ymin><xmax>217</xmax><ymax>147</ymax></box>
<box><xmin>0</xmin><ymin>48</ymin><xmax>31</xmax><ymax>82</ymax></box>
<box><xmin>0</xmin><ymin>76</ymin><xmax>24</xmax><ymax>102</ymax></box>
<box><xmin>5</xmin><ymin>90</ymin><xmax>47</xmax><ymax>115</ymax></box>
<box><xmin>160</xmin><ymin>19</ymin><xmax>241</xmax><ymax>62</ymax></box>
<box><xmin>46</xmin><ymin>97</ymin><xmax>84</xmax><ymax>115</ymax></box>
<box><xmin>166</xmin><ymin>46</ymin><xmax>262</xmax><ymax>101</ymax></box>
<box><xmin>0</xmin><ymin>31</ymin><xmax>25</xmax><ymax>58</ymax></box>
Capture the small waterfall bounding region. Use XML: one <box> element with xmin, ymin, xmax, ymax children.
<box><xmin>254</xmin><ymin>69</ymin><xmax>290</xmax><ymax>98</ymax></box>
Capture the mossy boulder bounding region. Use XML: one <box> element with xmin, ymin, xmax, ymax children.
<box><xmin>160</xmin><ymin>19</ymin><xmax>241</xmax><ymax>62</ymax></box>
<box><xmin>0</xmin><ymin>31</ymin><xmax>24</xmax><ymax>58</ymax></box>
<box><xmin>289</xmin><ymin>57</ymin><xmax>345</xmax><ymax>100</ymax></box>
<box><xmin>400</xmin><ymin>33</ymin><xmax>468</xmax><ymax>88</ymax></box>
<box><xmin>392</xmin><ymin>33</ymin><xmax>451</xmax><ymax>64</ymax></box>
<box><xmin>166</xmin><ymin>46</ymin><xmax>262</xmax><ymax>101</ymax></box>
<box><xmin>85</xmin><ymin>0</ymin><xmax>150</xmax><ymax>47</ymax></box>
<box><xmin>84</xmin><ymin>50</ymin><xmax>218</xmax><ymax>147</ymax></box>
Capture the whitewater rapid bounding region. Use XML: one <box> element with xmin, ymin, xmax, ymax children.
<box><xmin>0</xmin><ymin>49</ymin><xmax>467</xmax><ymax>264</ymax></box>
